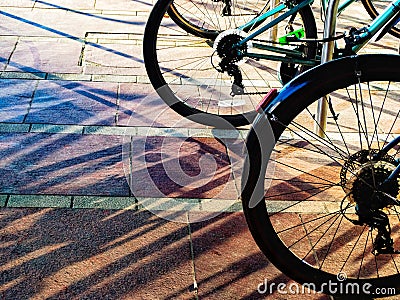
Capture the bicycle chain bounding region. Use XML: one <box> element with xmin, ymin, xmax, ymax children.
<box><xmin>234</xmin><ymin>34</ymin><xmax>346</xmax><ymax>96</ymax></box>
<box><xmin>251</xmin><ymin>33</ymin><xmax>345</xmax><ymax>45</ymax></box>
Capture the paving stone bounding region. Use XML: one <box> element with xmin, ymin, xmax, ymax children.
<box><xmin>41</xmin><ymin>10</ymin><xmax>147</xmax><ymax>37</ymax></box>
<box><xmin>0</xmin><ymin>133</ymin><xmax>129</xmax><ymax>195</ymax></box>
<box><xmin>7</xmin><ymin>194</ymin><xmax>71</xmax><ymax>208</ymax></box>
<box><xmin>0</xmin><ymin>8</ymin><xmax>69</xmax><ymax>37</ymax></box>
<box><xmin>6</xmin><ymin>38</ymin><xmax>83</xmax><ymax>74</ymax></box>
<box><xmin>136</xmin><ymin>75</ymin><xmax>151</xmax><ymax>84</ymax></box>
<box><xmin>0</xmin><ymin>71</ymin><xmax>47</xmax><ymax>79</ymax></box>
<box><xmin>30</xmin><ymin>124</ymin><xmax>84</xmax><ymax>134</ymax></box>
<box><xmin>0</xmin><ymin>0</ymin><xmax>34</xmax><ymax>8</ymax></box>
<box><xmin>0</xmin><ymin>123</ymin><xmax>30</xmax><ymax>133</ymax></box>
<box><xmin>128</xmin><ymin>135</ymin><xmax>238</xmax><ymax>200</ymax></box>
<box><xmin>136</xmin><ymin>126</ymin><xmax>189</xmax><ymax>138</ymax></box>
<box><xmin>91</xmin><ymin>74</ymin><xmax>137</xmax><ymax>82</ymax></box>
<box><xmin>33</xmin><ymin>0</ymin><xmax>97</xmax><ymax>10</ymax></box>
<box><xmin>73</xmin><ymin>195</ymin><xmax>136</xmax><ymax>209</ymax></box>
<box><xmin>117</xmin><ymin>82</ymin><xmax>155</xmax><ymax>126</ymax></box>
<box><xmin>135</xmin><ymin>196</ymin><xmax>240</xmax><ymax>223</ymax></box>
<box><xmin>84</xmin><ymin>125</ymin><xmax>129</xmax><ymax>135</ymax></box>
<box><xmin>0</xmin><ymin>194</ymin><xmax>8</xmax><ymax>206</ymax></box>
<box><xmin>0</xmin><ymin>79</ymin><xmax>37</xmax><ymax>122</ymax></box>
<box><xmin>83</xmin><ymin>34</ymin><xmax>145</xmax><ymax>76</ymax></box>
<box><xmin>0</xmin><ymin>78</ymin><xmax>37</xmax><ymax>98</ymax></box>
<box><xmin>0</xmin><ymin>37</ymin><xmax>18</xmax><ymax>71</ymax></box>
<box><xmin>26</xmin><ymin>80</ymin><xmax>118</xmax><ymax>125</ymax></box>
<box><xmin>118</xmin><ymin>83</ymin><xmax>208</xmax><ymax>128</ymax></box>
<box><xmin>1</xmin><ymin>6</ymin><xmax>146</xmax><ymax>39</ymax></box>
<box><xmin>0</xmin><ymin>113</ymin><xmax>30</xmax><ymax>128</ymax></box>
<box><xmin>47</xmin><ymin>73</ymin><xmax>92</xmax><ymax>81</ymax></box>
<box><xmin>94</xmin><ymin>0</ymin><xmax>156</xmax><ymax>12</ymax></box>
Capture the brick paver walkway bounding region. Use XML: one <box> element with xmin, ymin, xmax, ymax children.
<box><xmin>0</xmin><ymin>0</ymin><xmax>399</xmax><ymax>299</ymax></box>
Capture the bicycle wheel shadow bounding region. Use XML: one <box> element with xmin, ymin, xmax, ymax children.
<box><xmin>0</xmin><ymin>208</ymin><xmax>336</xmax><ymax>299</ymax></box>
<box><xmin>0</xmin><ymin>208</ymin><xmax>193</xmax><ymax>299</ymax></box>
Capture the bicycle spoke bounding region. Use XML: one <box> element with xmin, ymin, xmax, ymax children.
<box><xmin>267</xmin><ymin>185</ymin><xmax>340</xmax><ymax>215</ymax></box>
<box><xmin>275</xmin><ymin>203</ymin><xmax>354</xmax><ymax>235</ymax></box>
<box><xmin>269</xmin><ymin>157</ymin><xmax>339</xmax><ymax>186</ymax></box>
<box><xmin>304</xmin><ymin>106</ymin><xmax>351</xmax><ymax>160</ymax></box>
<box><xmin>319</xmin><ymin>214</ymin><xmax>345</xmax><ymax>269</ymax></box>
<box><xmin>300</xmin><ymin>213</ymin><xmax>342</xmax><ymax>267</ymax></box>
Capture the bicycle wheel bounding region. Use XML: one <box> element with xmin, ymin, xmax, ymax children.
<box><xmin>242</xmin><ymin>54</ymin><xmax>400</xmax><ymax>296</ymax></box>
<box><xmin>167</xmin><ymin>0</ymin><xmax>270</xmax><ymax>39</ymax></box>
<box><xmin>361</xmin><ymin>0</ymin><xmax>400</xmax><ymax>39</ymax></box>
<box><xmin>144</xmin><ymin>0</ymin><xmax>317</xmax><ymax>128</ymax></box>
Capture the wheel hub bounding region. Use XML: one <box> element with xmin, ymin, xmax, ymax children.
<box><xmin>213</xmin><ymin>29</ymin><xmax>251</xmax><ymax>65</ymax></box>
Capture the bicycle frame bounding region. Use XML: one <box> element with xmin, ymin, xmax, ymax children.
<box><xmin>239</xmin><ymin>0</ymin><xmax>359</xmax><ymax>34</ymax></box>
<box><xmin>238</xmin><ymin>0</ymin><xmax>313</xmax><ymax>33</ymax></box>
<box><xmin>232</xmin><ymin>0</ymin><xmax>400</xmax><ymax>65</ymax></box>
<box><xmin>351</xmin><ymin>0</ymin><xmax>400</xmax><ymax>52</ymax></box>
<box><xmin>237</xmin><ymin>0</ymin><xmax>317</xmax><ymax>66</ymax></box>
<box><xmin>379</xmin><ymin>136</ymin><xmax>400</xmax><ymax>184</ymax></box>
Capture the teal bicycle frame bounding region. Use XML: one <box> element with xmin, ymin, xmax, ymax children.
<box><xmin>352</xmin><ymin>0</ymin><xmax>400</xmax><ymax>52</ymax></box>
<box><xmin>238</xmin><ymin>0</ymin><xmax>313</xmax><ymax>33</ymax></box>
<box><xmin>232</xmin><ymin>0</ymin><xmax>400</xmax><ymax>66</ymax></box>
<box><xmin>237</xmin><ymin>0</ymin><xmax>359</xmax><ymax>34</ymax></box>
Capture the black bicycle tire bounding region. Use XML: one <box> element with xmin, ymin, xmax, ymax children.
<box><xmin>361</xmin><ymin>0</ymin><xmax>400</xmax><ymax>39</ymax></box>
<box><xmin>144</xmin><ymin>0</ymin><xmax>317</xmax><ymax>128</ymax></box>
<box><xmin>241</xmin><ymin>54</ymin><xmax>400</xmax><ymax>296</ymax></box>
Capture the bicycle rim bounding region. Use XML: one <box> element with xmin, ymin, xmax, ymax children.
<box><xmin>242</xmin><ymin>54</ymin><xmax>400</xmax><ymax>296</ymax></box>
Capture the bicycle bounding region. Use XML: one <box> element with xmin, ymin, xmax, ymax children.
<box><xmin>144</xmin><ymin>0</ymin><xmax>400</xmax><ymax>128</ymax></box>
<box><xmin>241</xmin><ymin>53</ymin><xmax>400</xmax><ymax>297</ymax></box>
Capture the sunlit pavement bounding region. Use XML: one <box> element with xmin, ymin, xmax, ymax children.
<box><xmin>0</xmin><ymin>0</ymin><xmax>399</xmax><ymax>299</ymax></box>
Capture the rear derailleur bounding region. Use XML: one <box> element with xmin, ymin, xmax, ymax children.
<box><xmin>342</xmin><ymin>150</ymin><xmax>400</xmax><ymax>255</ymax></box>
<box><xmin>355</xmin><ymin>209</ymin><xmax>399</xmax><ymax>255</ymax></box>
<box><xmin>213</xmin><ymin>30</ymin><xmax>249</xmax><ymax>96</ymax></box>
<box><xmin>213</xmin><ymin>0</ymin><xmax>232</xmax><ymax>16</ymax></box>
<box><xmin>219</xmin><ymin>58</ymin><xmax>244</xmax><ymax>96</ymax></box>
